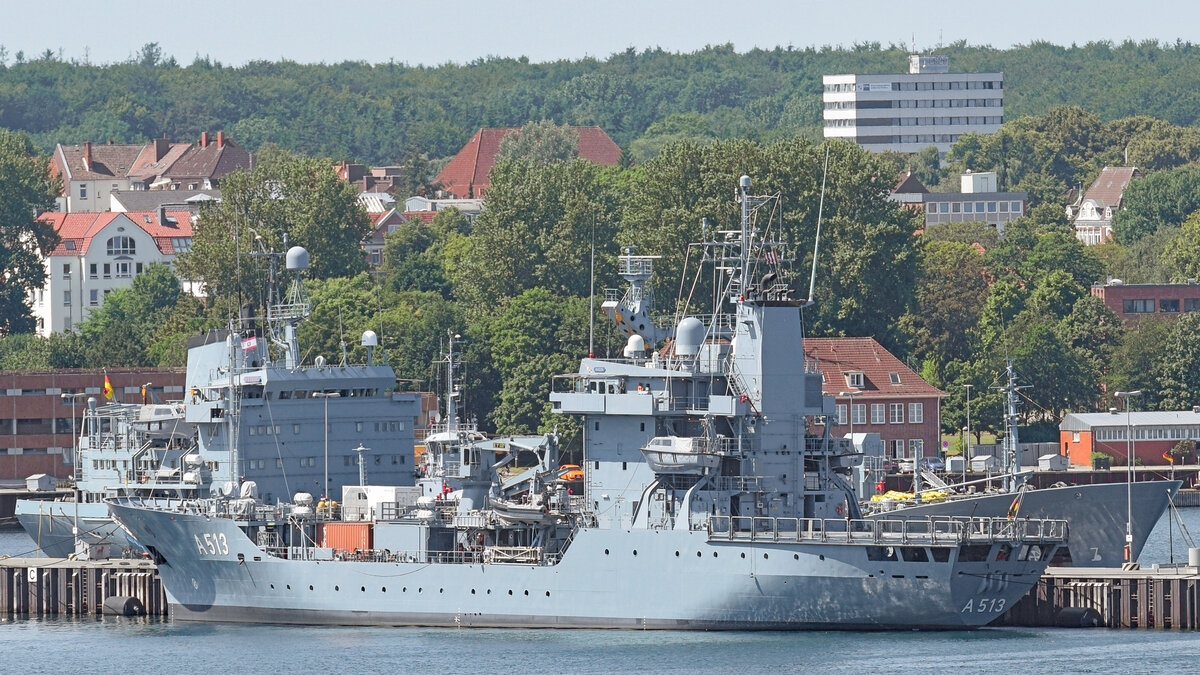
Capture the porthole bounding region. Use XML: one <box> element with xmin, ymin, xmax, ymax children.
<box><xmin>270</xmin><ymin>584</ymin><xmax>275</xmax><ymax>590</ymax></box>
<box><xmin>793</xmin><ymin>554</ymin><xmax>799</xmax><ymax>560</ymax></box>
<box><xmin>697</xmin><ymin>551</ymin><xmax>702</xmax><ymax>557</ymax></box>
<box><xmin>334</xmin><ymin>586</ymin><xmax>339</xmax><ymax>591</ymax></box>
<box><xmin>361</xmin><ymin>586</ymin><xmax>365</xmax><ymax>592</ymax></box>
<box><xmin>309</xmin><ymin>585</ymin><xmax>314</xmax><ymax>591</ymax></box>
<box><xmin>508</xmin><ymin>590</ymin><xmax>513</xmax><ymax>595</ymax></box>
<box><xmin>605</xmin><ymin>549</ymin><xmax>610</xmax><ymax>555</ymax></box>
<box><xmin>763</xmin><ymin>553</ymin><xmax>769</xmax><ymax>560</ymax></box>
<box><xmin>382</xmin><ymin>587</ymin><xmax>387</xmax><ymax>593</ymax></box>
<box><xmin>286</xmin><ymin>584</ymin><xmax>291</xmax><ymax>589</ymax></box>
<box><xmin>471</xmin><ymin>589</ymin><xmax>476</xmax><ymax>594</ymax></box>
<box><xmin>418</xmin><ymin>587</ymin><xmax>423</xmax><ymax>593</ymax></box>
<box><xmin>713</xmin><ymin>552</ymin><xmax>718</xmax><ymax>558</ymax></box>
<box><xmin>633</xmin><ymin>550</ymin><xmax>638</xmax><ymax>556</ymax></box>
<box><xmin>440</xmin><ymin>588</ymin><xmax>444</xmax><ymax>594</ymax></box>
<box><xmin>740</xmin><ymin>552</ymin><xmax>746</xmax><ymax>559</ymax></box>
<box><xmin>487</xmin><ymin>589</ymin><xmax>492</xmax><ymax>594</ymax></box>
<box><xmin>545</xmin><ymin>591</ymin><xmax>551</xmax><ymax>597</ymax></box>
<box><xmin>524</xmin><ymin>590</ymin><xmax>529</xmax><ymax>596</ymax></box>
<box><xmin>818</xmin><ymin>555</ymin><xmax>824</xmax><ymax>561</ymax></box>
<box><xmin>675</xmin><ymin>551</ymin><xmax>680</xmax><ymax>557</ymax></box>
<box><xmin>403</xmin><ymin>587</ymin><xmax>407</xmax><ymax>592</ymax></box>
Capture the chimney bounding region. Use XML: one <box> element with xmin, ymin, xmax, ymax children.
<box><xmin>154</xmin><ymin>137</ymin><xmax>169</xmax><ymax>162</ymax></box>
<box><xmin>201</xmin><ymin>132</ymin><xmax>209</xmax><ymax>147</ymax></box>
<box><xmin>83</xmin><ymin>141</ymin><xmax>92</xmax><ymax>171</ymax></box>
<box><xmin>217</xmin><ymin>131</ymin><xmax>225</xmax><ymax>147</ymax></box>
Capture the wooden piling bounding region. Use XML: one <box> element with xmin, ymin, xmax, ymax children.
<box><xmin>999</xmin><ymin>565</ymin><xmax>1200</xmax><ymax>630</ymax></box>
<box><xmin>0</xmin><ymin>557</ymin><xmax>165</xmax><ymax>617</ymax></box>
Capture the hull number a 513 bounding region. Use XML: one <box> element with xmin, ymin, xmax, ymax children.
<box><xmin>961</xmin><ymin>597</ymin><xmax>1006</xmax><ymax>614</ymax></box>
<box><xmin>195</xmin><ymin>532</ymin><xmax>229</xmax><ymax>556</ymax></box>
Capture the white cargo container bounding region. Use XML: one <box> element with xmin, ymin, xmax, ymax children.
<box><xmin>341</xmin><ymin>486</ymin><xmax>422</xmax><ymax>521</ymax></box>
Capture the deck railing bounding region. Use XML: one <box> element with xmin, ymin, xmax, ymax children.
<box><xmin>706</xmin><ymin>515</ymin><xmax>1069</xmax><ymax>546</ymax></box>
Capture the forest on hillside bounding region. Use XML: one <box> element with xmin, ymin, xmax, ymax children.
<box><xmin>5</xmin><ymin>40</ymin><xmax>1200</xmax><ymax>165</ymax></box>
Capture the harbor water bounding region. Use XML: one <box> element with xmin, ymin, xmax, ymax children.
<box><xmin>3</xmin><ymin>508</ymin><xmax>1200</xmax><ymax>674</ymax></box>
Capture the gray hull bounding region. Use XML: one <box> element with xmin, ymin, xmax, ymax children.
<box><xmin>111</xmin><ymin>501</ymin><xmax>1054</xmax><ymax>630</ymax></box>
<box><xmin>13</xmin><ymin>499</ymin><xmax>129</xmax><ymax>557</ymax></box>
<box><xmin>870</xmin><ymin>480</ymin><xmax>1178</xmax><ymax>566</ymax></box>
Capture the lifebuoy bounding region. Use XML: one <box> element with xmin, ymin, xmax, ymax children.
<box><xmin>836</xmin><ymin>503</ymin><xmax>844</xmax><ymax>516</ymax></box>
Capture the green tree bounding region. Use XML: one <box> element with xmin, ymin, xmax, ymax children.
<box><xmin>1112</xmin><ymin>165</ymin><xmax>1200</xmax><ymax>244</ymax></box>
<box><xmin>176</xmin><ymin>151</ymin><xmax>371</xmax><ymax>310</ymax></box>
<box><xmin>77</xmin><ymin>264</ymin><xmax>184</xmax><ymax>366</ymax></box>
<box><xmin>1160</xmin><ymin>210</ymin><xmax>1200</xmax><ymax>282</ymax></box>
<box><xmin>381</xmin><ymin>207</ymin><xmax>470</xmax><ymax>298</ymax></box>
<box><xmin>1154</xmin><ymin>313</ymin><xmax>1200</xmax><ymax>410</ymax></box>
<box><xmin>904</xmin><ymin>240</ymin><xmax>988</xmax><ymax>365</ymax></box>
<box><xmin>0</xmin><ymin>129</ymin><xmax>59</xmax><ymax>334</ymax></box>
<box><xmin>494</xmin><ymin>120</ymin><xmax>579</xmax><ymax>165</ymax></box>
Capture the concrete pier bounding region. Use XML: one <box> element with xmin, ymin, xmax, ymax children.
<box><xmin>0</xmin><ymin>557</ymin><xmax>165</xmax><ymax>617</ymax></box>
<box><xmin>999</xmin><ymin>566</ymin><xmax>1200</xmax><ymax>629</ymax></box>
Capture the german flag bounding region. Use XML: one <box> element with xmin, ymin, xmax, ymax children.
<box><xmin>1164</xmin><ymin>452</ymin><xmax>1175</xmax><ymax>464</ymax></box>
<box><xmin>103</xmin><ymin>375</ymin><xmax>114</xmax><ymax>401</ymax></box>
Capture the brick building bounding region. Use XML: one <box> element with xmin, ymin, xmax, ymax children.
<box><xmin>0</xmin><ymin>369</ymin><xmax>184</xmax><ymax>480</ymax></box>
<box><xmin>1060</xmin><ymin>409</ymin><xmax>1200</xmax><ymax>467</ymax></box>
<box><xmin>803</xmin><ymin>338</ymin><xmax>944</xmax><ymax>461</ymax></box>
<box><xmin>1090</xmin><ymin>280</ymin><xmax>1200</xmax><ymax>323</ymax></box>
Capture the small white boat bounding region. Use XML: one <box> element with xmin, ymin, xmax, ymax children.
<box><xmin>639</xmin><ymin>436</ymin><xmax>720</xmax><ymax>474</ymax></box>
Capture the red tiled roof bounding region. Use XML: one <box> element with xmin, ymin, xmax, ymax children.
<box><xmin>892</xmin><ymin>171</ymin><xmax>928</xmax><ymax>194</ymax></box>
<box><xmin>40</xmin><ymin>211</ymin><xmax>193</xmax><ymax>256</ymax></box>
<box><xmin>435</xmin><ymin>126</ymin><xmax>622</xmax><ymax>199</ymax></box>
<box><xmin>54</xmin><ymin>143</ymin><xmax>144</xmax><ymax>181</ymax></box>
<box><xmin>1082</xmin><ymin>167</ymin><xmax>1142</xmax><ymax>209</ymax></box>
<box><xmin>166</xmin><ymin>137</ymin><xmax>251</xmax><ymax>180</ymax></box>
<box><xmin>803</xmin><ymin>337</ymin><xmax>944</xmax><ymax>399</ymax></box>
<box><xmin>402</xmin><ymin>211</ymin><xmax>437</xmax><ymax>224</ymax></box>
<box><xmin>129</xmin><ymin>141</ymin><xmax>192</xmax><ymax>182</ymax></box>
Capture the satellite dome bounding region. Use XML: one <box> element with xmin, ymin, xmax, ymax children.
<box><xmin>674</xmin><ymin>317</ymin><xmax>705</xmax><ymax>356</ymax></box>
<box><xmin>361</xmin><ymin>330</ymin><xmax>379</xmax><ymax>347</ymax></box>
<box><xmin>623</xmin><ymin>334</ymin><xmax>646</xmax><ymax>358</ymax></box>
<box><xmin>285</xmin><ymin>246</ymin><xmax>310</xmax><ymax>271</ymax></box>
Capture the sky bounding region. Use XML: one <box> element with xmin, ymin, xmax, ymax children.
<box><xmin>1</xmin><ymin>0</ymin><xmax>1198</xmax><ymax>67</ymax></box>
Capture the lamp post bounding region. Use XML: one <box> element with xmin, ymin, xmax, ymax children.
<box><xmin>838</xmin><ymin>390</ymin><xmax>860</xmax><ymax>437</ymax></box>
<box><xmin>1115</xmin><ymin>390</ymin><xmax>1142</xmax><ymax>562</ymax></box>
<box><xmin>60</xmin><ymin>392</ymin><xmax>86</xmax><ymax>545</ymax></box>
<box><xmin>312</xmin><ymin>392</ymin><xmax>341</xmax><ymax>515</ymax></box>
<box><xmin>961</xmin><ymin>426</ymin><xmax>969</xmax><ymax>484</ymax></box>
<box><xmin>963</xmin><ymin>384</ymin><xmax>973</xmax><ymax>483</ymax></box>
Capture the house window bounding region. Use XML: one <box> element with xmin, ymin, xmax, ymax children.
<box><xmin>1011</xmin><ymin>201</ymin><xmax>1022</xmax><ymax>213</ymax></box>
<box><xmin>1122</xmin><ymin>299</ymin><xmax>1154</xmax><ymax>314</ymax></box>
<box><xmin>79</xmin><ymin>184</ymin><xmax>87</xmax><ymax>199</ymax></box>
<box><xmin>63</xmin><ymin>290</ymin><xmax>71</xmax><ymax>306</ymax></box>
<box><xmin>852</xmin><ymin>404</ymin><xmax>866</xmax><ymax>425</ymax></box>
<box><xmin>115</xmin><ymin>262</ymin><xmax>132</xmax><ymax>278</ymax></box>
<box><xmin>871</xmin><ymin>403</ymin><xmax>886</xmax><ymax>424</ymax></box>
<box><xmin>1160</xmin><ymin>299</ymin><xmax>1180</xmax><ymax>314</ymax></box>
<box><xmin>987</xmin><ymin>202</ymin><xmax>997</xmax><ymax>212</ymax></box>
<box><xmin>107</xmin><ymin>236</ymin><xmax>136</xmax><ymax>256</ymax></box>
<box><xmin>888</xmin><ymin>372</ymin><xmax>901</xmax><ymax>385</ymax></box>
<box><xmin>89</xmin><ymin>290</ymin><xmax>99</xmax><ymax>306</ymax></box>
<box><xmin>136</xmin><ymin>263</ymin><xmax>143</xmax><ymax>274</ymax></box>
<box><xmin>836</xmin><ymin>404</ymin><xmax>848</xmax><ymax>425</ymax></box>
<box><xmin>844</xmin><ymin>372</ymin><xmax>864</xmax><ymax>388</ymax></box>
<box><xmin>89</xmin><ymin>263</ymin><xmax>97</xmax><ymax>279</ymax></box>
<box><xmin>892</xmin><ymin>439</ymin><xmax>906</xmax><ymax>458</ymax></box>
<box><xmin>103</xmin><ymin>263</ymin><xmax>111</xmax><ymax>279</ymax></box>
<box><xmin>62</xmin><ymin>263</ymin><xmax>71</xmax><ymax>278</ymax></box>
<box><xmin>909</xmin><ymin>439</ymin><xmax>924</xmax><ymax>458</ymax></box>
<box><xmin>890</xmin><ymin>403</ymin><xmax>904</xmax><ymax>424</ymax></box>
<box><xmin>909</xmin><ymin>403</ymin><xmax>924</xmax><ymax>424</ymax></box>
<box><xmin>64</xmin><ymin>317</ymin><xmax>71</xmax><ymax>331</ymax></box>
<box><xmin>1186</xmin><ymin>299</ymin><xmax>1200</xmax><ymax>312</ymax></box>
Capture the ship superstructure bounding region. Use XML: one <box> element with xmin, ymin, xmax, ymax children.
<box><xmin>18</xmin><ymin>245</ymin><xmax>421</xmax><ymax>558</ymax></box>
<box><xmin>109</xmin><ymin>175</ymin><xmax>1067</xmax><ymax>629</ymax></box>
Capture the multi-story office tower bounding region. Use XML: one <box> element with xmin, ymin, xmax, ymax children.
<box><xmin>823</xmin><ymin>55</ymin><xmax>1003</xmax><ymax>155</ymax></box>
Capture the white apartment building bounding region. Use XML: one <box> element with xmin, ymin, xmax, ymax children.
<box><xmin>30</xmin><ymin>211</ymin><xmax>193</xmax><ymax>335</ymax></box>
<box><xmin>823</xmin><ymin>55</ymin><xmax>1004</xmax><ymax>154</ymax></box>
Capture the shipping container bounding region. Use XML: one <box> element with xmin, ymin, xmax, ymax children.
<box><xmin>318</xmin><ymin>522</ymin><xmax>373</xmax><ymax>554</ymax></box>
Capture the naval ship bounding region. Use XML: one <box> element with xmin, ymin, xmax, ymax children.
<box><xmin>862</xmin><ymin>359</ymin><xmax>1178</xmax><ymax>566</ymax></box>
<box><xmin>17</xmin><ymin>245</ymin><xmax>421</xmax><ymax>558</ymax></box>
<box><xmin>109</xmin><ymin>175</ymin><xmax>1067</xmax><ymax>629</ymax></box>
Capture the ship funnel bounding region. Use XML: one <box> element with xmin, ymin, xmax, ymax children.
<box><xmin>674</xmin><ymin>317</ymin><xmax>704</xmax><ymax>357</ymax></box>
<box><xmin>285</xmin><ymin>246</ymin><xmax>309</xmax><ymax>271</ymax></box>
<box><xmin>623</xmin><ymin>334</ymin><xmax>646</xmax><ymax>358</ymax></box>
